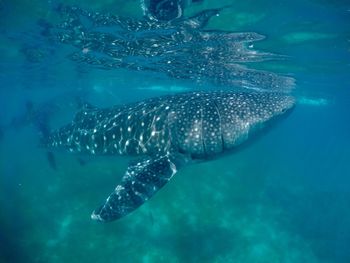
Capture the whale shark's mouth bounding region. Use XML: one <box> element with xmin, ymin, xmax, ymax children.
<box><xmin>281</xmin><ymin>95</ymin><xmax>296</xmax><ymax>113</ymax></box>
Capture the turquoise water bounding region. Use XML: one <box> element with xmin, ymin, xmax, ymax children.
<box><xmin>0</xmin><ymin>0</ymin><xmax>349</xmax><ymax>262</ymax></box>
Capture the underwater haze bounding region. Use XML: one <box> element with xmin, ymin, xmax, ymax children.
<box><xmin>0</xmin><ymin>0</ymin><xmax>350</xmax><ymax>263</ymax></box>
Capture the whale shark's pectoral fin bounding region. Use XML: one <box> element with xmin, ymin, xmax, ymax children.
<box><xmin>91</xmin><ymin>154</ymin><xmax>180</xmax><ymax>222</ymax></box>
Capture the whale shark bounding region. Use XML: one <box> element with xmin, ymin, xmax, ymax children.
<box><xmin>45</xmin><ymin>91</ymin><xmax>295</xmax><ymax>222</ymax></box>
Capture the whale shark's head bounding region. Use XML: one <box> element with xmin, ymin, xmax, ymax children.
<box><xmin>218</xmin><ymin>91</ymin><xmax>295</xmax><ymax>150</ymax></box>
<box><xmin>262</xmin><ymin>92</ymin><xmax>295</xmax><ymax>118</ymax></box>
<box><xmin>173</xmin><ymin>91</ymin><xmax>295</xmax><ymax>157</ymax></box>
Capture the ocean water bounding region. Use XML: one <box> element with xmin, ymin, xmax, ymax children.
<box><xmin>0</xmin><ymin>0</ymin><xmax>349</xmax><ymax>263</ymax></box>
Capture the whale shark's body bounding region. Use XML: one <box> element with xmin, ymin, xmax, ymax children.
<box><xmin>45</xmin><ymin>91</ymin><xmax>294</xmax><ymax>222</ymax></box>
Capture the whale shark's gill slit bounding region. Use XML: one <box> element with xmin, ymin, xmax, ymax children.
<box><xmin>213</xmin><ymin>100</ymin><xmax>225</xmax><ymax>152</ymax></box>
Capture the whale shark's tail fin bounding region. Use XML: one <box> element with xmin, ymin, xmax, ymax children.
<box><xmin>39</xmin><ymin>97</ymin><xmax>92</xmax><ymax>170</ymax></box>
<box><xmin>35</xmin><ymin>112</ymin><xmax>51</xmax><ymax>140</ymax></box>
<box><xmin>0</xmin><ymin>125</ymin><xmax>4</xmax><ymax>142</ymax></box>
<box><xmin>91</xmin><ymin>153</ymin><xmax>184</xmax><ymax>222</ymax></box>
<box><xmin>46</xmin><ymin>151</ymin><xmax>57</xmax><ymax>170</ymax></box>
<box><xmin>41</xmin><ymin>98</ymin><xmax>96</xmax><ymax>147</ymax></box>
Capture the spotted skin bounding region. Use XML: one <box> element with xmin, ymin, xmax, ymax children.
<box><xmin>46</xmin><ymin>91</ymin><xmax>295</xmax><ymax>222</ymax></box>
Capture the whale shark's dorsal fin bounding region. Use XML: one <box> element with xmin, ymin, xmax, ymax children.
<box><xmin>182</xmin><ymin>5</ymin><xmax>231</xmax><ymax>29</ymax></box>
<box><xmin>78</xmin><ymin>101</ymin><xmax>97</xmax><ymax>111</ymax></box>
<box><xmin>72</xmin><ymin>101</ymin><xmax>98</xmax><ymax>122</ymax></box>
<box><xmin>91</xmin><ymin>153</ymin><xmax>182</xmax><ymax>222</ymax></box>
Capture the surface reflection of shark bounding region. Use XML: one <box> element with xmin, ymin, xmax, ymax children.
<box><xmin>51</xmin><ymin>4</ymin><xmax>294</xmax><ymax>93</ymax></box>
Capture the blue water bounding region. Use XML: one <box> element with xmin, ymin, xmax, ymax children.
<box><xmin>0</xmin><ymin>0</ymin><xmax>349</xmax><ymax>262</ymax></box>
